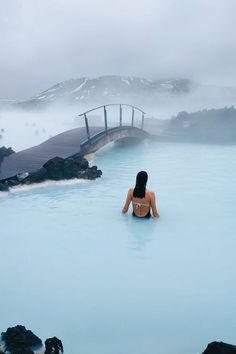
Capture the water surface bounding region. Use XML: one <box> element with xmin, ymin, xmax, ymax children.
<box><xmin>0</xmin><ymin>141</ymin><xmax>236</xmax><ymax>354</ymax></box>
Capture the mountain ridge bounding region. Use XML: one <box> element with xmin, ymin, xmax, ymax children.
<box><xmin>14</xmin><ymin>76</ymin><xmax>197</xmax><ymax>109</ymax></box>
<box><xmin>1</xmin><ymin>75</ymin><xmax>236</xmax><ymax>116</ymax></box>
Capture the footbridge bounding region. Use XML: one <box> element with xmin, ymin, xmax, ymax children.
<box><xmin>0</xmin><ymin>104</ymin><xmax>150</xmax><ymax>180</ymax></box>
<box><xmin>79</xmin><ymin>104</ymin><xmax>149</xmax><ymax>154</ymax></box>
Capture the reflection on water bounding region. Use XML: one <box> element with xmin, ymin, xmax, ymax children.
<box><xmin>0</xmin><ymin>142</ymin><xmax>236</xmax><ymax>354</ymax></box>
<box><xmin>123</xmin><ymin>215</ymin><xmax>157</xmax><ymax>253</ymax></box>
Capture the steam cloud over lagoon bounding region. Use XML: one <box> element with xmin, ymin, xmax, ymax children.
<box><xmin>1</xmin><ymin>0</ymin><xmax>236</xmax><ymax>100</ymax></box>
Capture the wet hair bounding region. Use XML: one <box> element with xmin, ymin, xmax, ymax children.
<box><xmin>133</xmin><ymin>171</ymin><xmax>148</xmax><ymax>198</ymax></box>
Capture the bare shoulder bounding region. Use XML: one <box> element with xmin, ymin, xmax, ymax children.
<box><xmin>146</xmin><ymin>189</ymin><xmax>156</xmax><ymax>197</ymax></box>
<box><xmin>128</xmin><ymin>188</ymin><xmax>134</xmax><ymax>195</ymax></box>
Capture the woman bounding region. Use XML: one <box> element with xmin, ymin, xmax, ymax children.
<box><xmin>122</xmin><ymin>171</ymin><xmax>160</xmax><ymax>218</ymax></box>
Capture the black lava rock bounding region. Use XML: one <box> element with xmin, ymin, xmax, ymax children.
<box><xmin>6</xmin><ymin>349</ymin><xmax>34</xmax><ymax>354</ymax></box>
<box><xmin>5</xmin><ymin>178</ymin><xmax>20</xmax><ymax>188</ymax></box>
<box><xmin>0</xmin><ymin>146</ymin><xmax>14</xmax><ymax>165</ymax></box>
<box><xmin>23</xmin><ymin>167</ymin><xmax>47</xmax><ymax>184</ymax></box>
<box><xmin>43</xmin><ymin>157</ymin><xmax>66</xmax><ymax>180</ymax></box>
<box><xmin>0</xmin><ymin>182</ymin><xmax>9</xmax><ymax>191</ymax></box>
<box><xmin>16</xmin><ymin>172</ymin><xmax>29</xmax><ymax>182</ymax></box>
<box><xmin>0</xmin><ymin>154</ymin><xmax>102</xmax><ymax>190</ymax></box>
<box><xmin>72</xmin><ymin>153</ymin><xmax>89</xmax><ymax>169</ymax></box>
<box><xmin>1</xmin><ymin>325</ymin><xmax>42</xmax><ymax>353</ymax></box>
<box><xmin>45</xmin><ymin>336</ymin><xmax>64</xmax><ymax>354</ymax></box>
<box><xmin>202</xmin><ymin>341</ymin><xmax>236</xmax><ymax>354</ymax></box>
<box><xmin>42</xmin><ymin>155</ymin><xmax>102</xmax><ymax>181</ymax></box>
<box><xmin>85</xmin><ymin>165</ymin><xmax>102</xmax><ymax>180</ymax></box>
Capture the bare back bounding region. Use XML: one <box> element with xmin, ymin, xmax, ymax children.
<box><xmin>122</xmin><ymin>188</ymin><xmax>160</xmax><ymax>218</ymax></box>
<box><xmin>132</xmin><ymin>189</ymin><xmax>152</xmax><ymax>217</ymax></box>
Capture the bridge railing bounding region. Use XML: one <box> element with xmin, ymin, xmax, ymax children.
<box><xmin>78</xmin><ymin>103</ymin><xmax>146</xmax><ymax>143</ymax></box>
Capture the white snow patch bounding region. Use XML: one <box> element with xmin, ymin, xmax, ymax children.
<box><xmin>121</xmin><ymin>78</ymin><xmax>130</xmax><ymax>86</ymax></box>
<box><xmin>71</xmin><ymin>79</ymin><xmax>88</xmax><ymax>93</ymax></box>
<box><xmin>160</xmin><ymin>83</ymin><xmax>174</xmax><ymax>89</ymax></box>
<box><xmin>37</xmin><ymin>95</ymin><xmax>46</xmax><ymax>100</ymax></box>
<box><xmin>90</xmin><ymin>85</ymin><xmax>95</xmax><ymax>89</ymax></box>
<box><xmin>45</xmin><ymin>87</ymin><xmax>57</xmax><ymax>93</ymax></box>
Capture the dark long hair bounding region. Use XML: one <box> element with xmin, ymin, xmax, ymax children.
<box><xmin>133</xmin><ymin>171</ymin><xmax>148</xmax><ymax>198</ymax></box>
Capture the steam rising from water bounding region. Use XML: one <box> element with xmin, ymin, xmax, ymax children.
<box><xmin>0</xmin><ymin>178</ymin><xmax>90</xmax><ymax>199</ymax></box>
<box><xmin>1</xmin><ymin>81</ymin><xmax>236</xmax><ymax>152</ymax></box>
<box><xmin>0</xmin><ymin>107</ymin><xmax>80</xmax><ymax>151</ymax></box>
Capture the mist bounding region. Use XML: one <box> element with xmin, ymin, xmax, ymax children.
<box><xmin>1</xmin><ymin>0</ymin><xmax>236</xmax><ymax>100</ymax></box>
<box><xmin>1</xmin><ymin>0</ymin><xmax>236</xmax><ymax>151</ymax></box>
<box><xmin>1</xmin><ymin>76</ymin><xmax>236</xmax><ymax>152</ymax></box>
<box><xmin>0</xmin><ymin>107</ymin><xmax>79</xmax><ymax>151</ymax></box>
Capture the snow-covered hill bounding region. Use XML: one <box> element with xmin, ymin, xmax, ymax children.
<box><xmin>4</xmin><ymin>75</ymin><xmax>236</xmax><ymax>118</ymax></box>
<box><xmin>17</xmin><ymin>76</ymin><xmax>196</xmax><ymax>110</ymax></box>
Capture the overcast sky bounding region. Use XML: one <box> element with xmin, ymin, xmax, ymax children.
<box><xmin>1</xmin><ymin>0</ymin><xmax>236</xmax><ymax>99</ymax></box>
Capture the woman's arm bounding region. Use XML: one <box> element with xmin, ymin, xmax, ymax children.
<box><xmin>122</xmin><ymin>189</ymin><xmax>132</xmax><ymax>213</ymax></box>
<box><xmin>150</xmin><ymin>192</ymin><xmax>160</xmax><ymax>218</ymax></box>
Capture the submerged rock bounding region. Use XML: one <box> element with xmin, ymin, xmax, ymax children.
<box><xmin>202</xmin><ymin>341</ymin><xmax>236</xmax><ymax>354</ymax></box>
<box><xmin>1</xmin><ymin>325</ymin><xmax>42</xmax><ymax>354</ymax></box>
<box><xmin>0</xmin><ymin>154</ymin><xmax>102</xmax><ymax>190</ymax></box>
<box><xmin>45</xmin><ymin>337</ymin><xmax>63</xmax><ymax>354</ymax></box>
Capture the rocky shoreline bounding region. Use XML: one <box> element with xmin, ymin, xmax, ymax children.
<box><xmin>1</xmin><ymin>325</ymin><xmax>236</xmax><ymax>354</ymax></box>
<box><xmin>0</xmin><ymin>325</ymin><xmax>63</xmax><ymax>354</ymax></box>
<box><xmin>0</xmin><ymin>153</ymin><xmax>102</xmax><ymax>192</ymax></box>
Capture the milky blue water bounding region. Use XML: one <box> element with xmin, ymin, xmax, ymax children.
<box><xmin>1</xmin><ymin>141</ymin><xmax>236</xmax><ymax>354</ymax></box>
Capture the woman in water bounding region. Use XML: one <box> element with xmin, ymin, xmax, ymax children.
<box><xmin>122</xmin><ymin>171</ymin><xmax>160</xmax><ymax>218</ymax></box>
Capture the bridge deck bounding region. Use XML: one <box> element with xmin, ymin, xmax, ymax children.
<box><xmin>0</xmin><ymin>127</ymin><xmax>102</xmax><ymax>180</ymax></box>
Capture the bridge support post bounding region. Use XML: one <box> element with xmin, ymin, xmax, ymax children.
<box><xmin>84</xmin><ymin>113</ymin><xmax>90</xmax><ymax>141</ymax></box>
<box><xmin>131</xmin><ymin>107</ymin><xmax>134</xmax><ymax>127</ymax></box>
<box><xmin>119</xmin><ymin>104</ymin><xmax>122</xmax><ymax>127</ymax></box>
<box><xmin>104</xmin><ymin>106</ymin><xmax>108</xmax><ymax>133</ymax></box>
<box><xmin>141</xmin><ymin>113</ymin><xmax>145</xmax><ymax>130</ymax></box>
